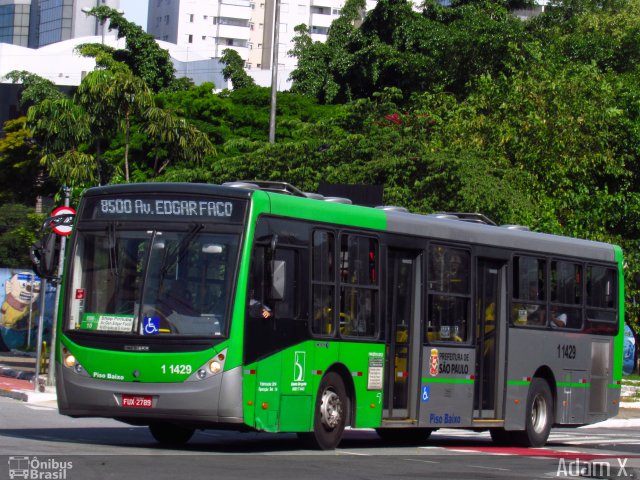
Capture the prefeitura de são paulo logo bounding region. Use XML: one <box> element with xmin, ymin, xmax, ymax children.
<box><xmin>8</xmin><ymin>456</ymin><xmax>72</xmax><ymax>479</ymax></box>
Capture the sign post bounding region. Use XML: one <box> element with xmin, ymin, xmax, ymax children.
<box><xmin>47</xmin><ymin>188</ymin><xmax>74</xmax><ymax>386</ymax></box>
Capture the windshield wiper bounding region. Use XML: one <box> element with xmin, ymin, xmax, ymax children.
<box><xmin>107</xmin><ymin>222</ymin><xmax>119</xmax><ymax>277</ymax></box>
<box><xmin>160</xmin><ymin>223</ymin><xmax>204</xmax><ymax>277</ymax></box>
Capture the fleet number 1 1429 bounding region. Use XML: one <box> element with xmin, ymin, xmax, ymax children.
<box><xmin>161</xmin><ymin>364</ymin><xmax>192</xmax><ymax>374</ymax></box>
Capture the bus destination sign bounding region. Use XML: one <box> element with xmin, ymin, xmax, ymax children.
<box><xmin>84</xmin><ymin>196</ymin><xmax>246</xmax><ymax>223</ymax></box>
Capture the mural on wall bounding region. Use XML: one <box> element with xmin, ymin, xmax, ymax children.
<box><xmin>0</xmin><ymin>269</ymin><xmax>55</xmax><ymax>352</ymax></box>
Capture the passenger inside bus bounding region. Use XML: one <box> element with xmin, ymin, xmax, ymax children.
<box><xmin>550</xmin><ymin>306</ymin><xmax>567</xmax><ymax>328</ymax></box>
<box><xmin>248</xmin><ymin>290</ymin><xmax>273</xmax><ymax>319</ymax></box>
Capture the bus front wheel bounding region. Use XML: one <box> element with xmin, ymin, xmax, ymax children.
<box><xmin>299</xmin><ymin>372</ymin><xmax>349</xmax><ymax>450</ymax></box>
<box><xmin>512</xmin><ymin>377</ymin><xmax>553</xmax><ymax>447</ymax></box>
<box><xmin>149</xmin><ymin>422</ymin><xmax>195</xmax><ymax>445</ymax></box>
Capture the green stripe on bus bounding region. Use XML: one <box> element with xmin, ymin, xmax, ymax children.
<box><xmin>613</xmin><ymin>245</ymin><xmax>625</xmax><ymax>384</ymax></box>
<box><xmin>557</xmin><ymin>382</ymin><xmax>590</xmax><ymax>388</ymax></box>
<box><xmin>506</xmin><ymin>380</ymin><xmax>531</xmax><ymax>386</ymax></box>
<box><xmin>608</xmin><ymin>383</ymin><xmax>622</xmax><ymax>389</ymax></box>
<box><xmin>421</xmin><ymin>377</ymin><xmax>475</xmax><ymax>385</ymax></box>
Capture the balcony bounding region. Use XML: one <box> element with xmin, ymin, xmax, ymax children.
<box><xmin>217</xmin><ymin>24</ymin><xmax>251</xmax><ymax>40</ymax></box>
<box><xmin>219</xmin><ymin>4</ymin><xmax>252</xmax><ymax>19</ymax></box>
<box><xmin>310</xmin><ymin>12</ymin><xmax>333</xmax><ymax>28</ymax></box>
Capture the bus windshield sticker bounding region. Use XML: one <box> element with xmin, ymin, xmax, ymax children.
<box><xmin>430</xmin><ymin>348</ymin><xmax>439</xmax><ymax>376</ymax></box>
<box><xmin>80</xmin><ymin>313</ymin><xmax>134</xmax><ymax>332</ymax></box>
<box><xmin>83</xmin><ymin>196</ymin><xmax>247</xmax><ymax>223</ymax></box>
<box><xmin>143</xmin><ymin>316</ymin><xmax>161</xmax><ymax>335</ymax></box>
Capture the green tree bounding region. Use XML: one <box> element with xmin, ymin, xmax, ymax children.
<box><xmin>80</xmin><ymin>6</ymin><xmax>177</xmax><ymax>92</ymax></box>
<box><xmin>27</xmin><ymin>99</ymin><xmax>96</xmax><ymax>188</ymax></box>
<box><xmin>0</xmin><ymin>117</ymin><xmax>51</xmax><ymax>204</ymax></box>
<box><xmin>0</xmin><ymin>203</ymin><xmax>45</xmax><ymax>268</ymax></box>
<box><xmin>3</xmin><ymin>70</ymin><xmax>66</xmax><ymax>111</ymax></box>
<box><xmin>220</xmin><ymin>49</ymin><xmax>256</xmax><ymax>89</ymax></box>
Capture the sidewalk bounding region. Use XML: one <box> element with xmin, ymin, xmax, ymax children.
<box><xmin>0</xmin><ymin>373</ymin><xmax>56</xmax><ymax>404</ymax></box>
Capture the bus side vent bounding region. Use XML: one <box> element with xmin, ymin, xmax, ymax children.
<box><xmin>500</xmin><ymin>224</ymin><xmax>530</xmax><ymax>231</ymax></box>
<box><xmin>429</xmin><ymin>212</ymin><xmax>497</xmax><ymax>226</ymax></box>
<box><xmin>222</xmin><ymin>181</ymin><xmax>260</xmax><ymax>190</ymax></box>
<box><xmin>304</xmin><ymin>192</ymin><xmax>325</xmax><ymax>200</ymax></box>
<box><xmin>223</xmin><ymin>181</ymin><xmax>307</xmax><ymax>197</ymax></box>
<box><xmin>375</xmin><ymin>206</ymin><xmax>409</xmax><ymax>213</ymax></box>
<box><xmin>323</xmin><ymin>197</ymin><xmax>352</xmax><ymax>205</ymax></box>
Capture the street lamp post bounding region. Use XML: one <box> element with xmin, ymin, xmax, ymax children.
<box><xmin>268</xmin><ymin>0</ymin><xmax>281</xmax><ymax>144</ymax></box>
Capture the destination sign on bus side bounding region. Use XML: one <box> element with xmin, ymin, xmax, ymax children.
<box><xmin>84</xmin><ymin>196</ymin><xmax>246</xmax><ymax>222</ymax></box>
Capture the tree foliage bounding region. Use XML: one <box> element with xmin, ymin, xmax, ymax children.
<box><xmin>220</xmin><ymin>49</ymin><xmax>256</xmax><ymax>89</ymax></box>
<box><xmin>80</xmin><ymin>6</ymin><xmax>177</xmax><ymax>92</ymax></box>
<box><xmin>4</xmin><ymin>0</ymin><xmax>640</xmax><ymax>331</ymax></box>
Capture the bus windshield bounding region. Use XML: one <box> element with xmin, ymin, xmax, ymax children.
<box><xmin>66</xmin><ymin>226</ymin><xmax>239</xmax><ymax>337</ymax></box>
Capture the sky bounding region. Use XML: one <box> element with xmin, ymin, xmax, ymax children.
<box><xmin>119</xmin><ymin>0</ymin><xmax>149</xmax><ymax>29</ymax></box>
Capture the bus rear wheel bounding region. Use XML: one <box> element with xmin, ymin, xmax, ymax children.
<box><xmin>299</xmin><ymin>372</ymin><xmax>348</xmax><ymax>450</ymax></box>
<box><xmin>149</xmin><ymin>422</ymin><xmax>195</xmax><ymax>445</ymax></box>
<box><xmin>512</xmin><ymin>377</ymin><xmax>553</xmax><ymax>447</ymax></box>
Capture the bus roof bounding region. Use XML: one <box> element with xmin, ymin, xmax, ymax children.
<box><xmin>81</xmin><ymin>182</ymin><xmax>617</xmax><ymax>263</ymax></box>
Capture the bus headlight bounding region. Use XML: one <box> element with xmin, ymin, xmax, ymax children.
<box><xmin>63</xmin><ymin>354</ymin><xmax>77</xmax><ymax>368</ymax></box>
<box><xmin>186</xmin><ymin>348</ymin><xmax>227</xmax><ymax>382</ymax></box>
<box><xmin>209</xmin><ymin>361</ymin><xmax>222</xmax><ymax>375</ymax></box>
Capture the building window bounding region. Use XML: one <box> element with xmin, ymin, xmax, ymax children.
<box><xmin>188</xmin><ymin>34</ymin><xmax>193</xmax><ymax>43</ymax></box>
<box><xmin>189</xmin><ymin>14</ymin><xmax>194</xmax><ymax>22</ymax></box>
<box><xmin>164</xmin><ymin>15</ymin><xmax>170</xmax><ymax>24</ymax></box>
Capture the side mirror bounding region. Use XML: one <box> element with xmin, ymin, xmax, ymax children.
<box><xmin>271</xmin><ymin>259</ymin><xmax>285</xmax><ymax>301</ymax></box>
<box><xmin>30</xmin><ymin>232</ymin><xmax>58</xmax><ymax>280</ymax></box>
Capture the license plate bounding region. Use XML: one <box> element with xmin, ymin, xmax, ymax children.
<box><xmin>121</xmin><ymin>394</ymin><xmax>153</xmax><ymax>408</ymax></box>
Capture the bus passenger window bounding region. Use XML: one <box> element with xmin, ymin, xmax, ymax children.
<box><xmin>511</xmin><ymin>256</ymin><xmax>546</xmax><ymax>327</ymax></box>
<box><xmin>585</xmin><ymin>265</ymin><xmax>618</xmax><ymax>334</ymax></box>
<box><xmin>550</xmin><ymin>260</ymin><xmax>583</xmax><ymax>329</ymax></box>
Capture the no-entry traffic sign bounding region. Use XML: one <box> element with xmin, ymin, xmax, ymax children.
<box><xmin>51</xmin><ymin>206</ymin><xmax>76</xmax><ymax>236</ymax></box>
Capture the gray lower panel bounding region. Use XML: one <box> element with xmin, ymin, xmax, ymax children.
<box><xmin>56</xmin><ymin>364</ymin><xmax>244</xmax><ymax>426</ymax></box>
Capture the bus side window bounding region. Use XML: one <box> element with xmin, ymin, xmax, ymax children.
<box><xmin>512</xmin><ymin>255</ymin><xmax>546</xmax><ymax>327</ymax></box>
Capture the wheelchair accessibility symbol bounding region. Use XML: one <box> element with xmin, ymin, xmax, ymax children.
<box><xmin>143</xmin><ymin>316</ymin><xmax>160</xmax><ymax>335</ymax></box>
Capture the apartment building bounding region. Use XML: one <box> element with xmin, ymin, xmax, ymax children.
<box><xmin>147</xmin><ymin>0</ymin><xmax>376</xmax><ymax>72</ymax></box>
<box><xmin>0</xmin><ymin>0</ymin><xmax>120</xmax><ymax>48</ymax></box>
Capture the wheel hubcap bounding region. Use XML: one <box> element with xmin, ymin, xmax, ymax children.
<box><xmin>531</xmin><ymin>393</ymin><xmax>548</xmax><ymax>434</ymax></box>
<box><xmin>320</xmin><ymin>388</ymin><xmax>342</xmax><ymax>429</ymax></box>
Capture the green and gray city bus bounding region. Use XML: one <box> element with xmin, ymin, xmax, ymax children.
<box><xmin>43</xmin><ymin>181</ymin><xmax>624</xmax><ymax>449</ymax></box>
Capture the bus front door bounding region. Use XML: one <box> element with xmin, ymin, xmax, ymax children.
<box><xmin>383</xmin><ymin>249</ymin><xmax>422</xmax><ymax>419</ymax></box>
<box><xmin>473</xmin><ymin>259</ymin><xmax>507</xmax><ymax>420</ymax></box>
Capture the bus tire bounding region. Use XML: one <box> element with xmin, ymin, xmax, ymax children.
<box><xmin>149</xmin><ymin>422</ymin><xmax>195</xmax><ymax>445</ymax></box>
<box><xmin>376</xmin><ymin>428</ymin><xmax>433</xmax><ymax>444</ymax></box>
<box><xmin>489</xmin><ymin>428</ymin><xmax>512</xmax><ymax>445</ymax></box>
<box><xmin>301</xmin><ymin>372</ymin><xmax>348</xmax><ymax>450</ymax></box>
<box><xmin>512</xmin><ymin>377</ymin><xmax>553</xmax><ymax>447</ymax></box>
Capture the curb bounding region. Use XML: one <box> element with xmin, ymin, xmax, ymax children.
<box><xmin>0</xmin><ymin>388</ymin><xmax>28</xmax><ymax>402</ymax></box>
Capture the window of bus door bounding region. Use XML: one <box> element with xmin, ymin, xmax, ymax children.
<box><xmin>339</xmin><ymin>234</ymin><xmax>379</xmax><ymax>338</ymax></box>
<box><xmin>426</xmin><ymin>245</ymin><xmax>470</xmax><ymax>343</ymax></box>
<box><xmin>512</xmin><ymin>255</ymin><xmax>546</xmax><ymax>327</ymax></box>
<box><xmin>311</xmin><ymin>230</ymin><xmax>335</xmax><ymax>335</ymax></box>
<box><xmin>69</xmin><ymin>227</ymin><xmax>238</xmax><ymax>336</ymax></box>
